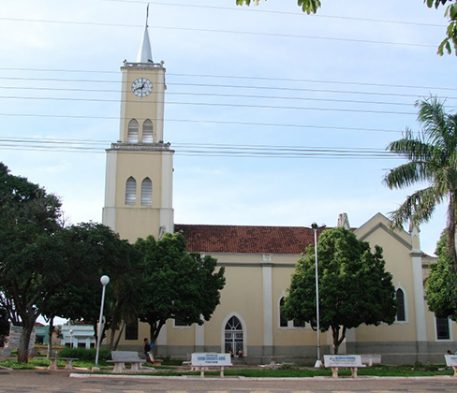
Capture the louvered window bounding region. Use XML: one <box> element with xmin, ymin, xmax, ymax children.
<box><xmin>141</xmin><ymin>177</ymin><xmax>152</xmax><ymax>206</ymax></box>
<box><xmin>143</xmin><ymin>119</ymin><xmax>153</xmax><ymax>143</ymax></box>
<box><xmin>125</xmin><ymin>177</ymin><xmax>136</xmax><ymax>205</ymax></box>
<box><xmin>127</xmin><ymin>119</ymin><xmax>139</xmax><ymax>143</ymax></box>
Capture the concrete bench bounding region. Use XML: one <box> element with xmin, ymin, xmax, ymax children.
<box><xmin>108</xmin><ymin>351</ymin><xmax>144</xmax><ymax>373</ymax></box>
<box><xmin>445</xmin><ymin>354</ymin><xmax>457</xmax><ymax>377</ymax></box>
<box><xmin>360</xmin><ymin>354</ymin><xmax>381</xmax><ymax>366</ymax></box>
<box><xmin>324</xmin><ymin>355</ymin><xmax>366</xmax><ymax>378</ymax></box>
<box><xmin>191</xmin><ymin>352</ymin><xmax>232</xmax><ymax>377</ymax></box>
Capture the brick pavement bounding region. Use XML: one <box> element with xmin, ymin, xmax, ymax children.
<box><xmin>0</xmin><ymin>370</ymin><xmax>456</xmax><ymax>393</ymax></box>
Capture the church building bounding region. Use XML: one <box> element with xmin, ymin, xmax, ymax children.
<box><xmin>102</xmin><ymin>21</ymin><xmax>456</xmax><ymax>364</ymax></box>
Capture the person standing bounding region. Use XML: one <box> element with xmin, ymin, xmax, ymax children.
<box><xmin>143</xmin><ymin>338</ymin><xmax>154</xmax><ymax>363</ymax></box>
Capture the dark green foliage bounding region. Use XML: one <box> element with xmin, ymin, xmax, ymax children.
<box><xmin>425</xmin><ymin>232</ymin><xmax>457</xmax><ymax>320</ymax></box>
<box><xmin>0</xmin><ymin>162</ymin><xmax>64</xmax><ymax>362</ymax></box>
<box><xmin>136</xmin><ymin>233</ymin><xmax>225</xmax><ymax>342</ymax></box>
<box><xmin>283</xmin><ymin>228</ymin><xmax>396</xmax><ymax>354</ymax></box>
<box><xmin>58</xmin><ymin>347</ymin><xmax>110</xmax><ymax>362</ymax></box>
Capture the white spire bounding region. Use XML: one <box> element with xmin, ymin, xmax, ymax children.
<box><xmin>136</xmin><ymin>5</ymin><xmax>153</xmax><ymax>63</ymax></box>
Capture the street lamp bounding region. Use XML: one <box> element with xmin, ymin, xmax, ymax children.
<box><xmin>311</xmin><ymin>223</ymin><xmax>322</xmax><ymax>368</ymax></box>
<box><xmin>94</xmin><ymin>275</ymin><xmax>110</xmax><ymax>369</ymax></box>
<box><xmin>69</xmin><ymin>329</ymin><xmax>73</xmax><ymax>349</ymax></box>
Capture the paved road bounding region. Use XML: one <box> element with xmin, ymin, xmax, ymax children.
<box><xmin>0</xmin><ymin>370</ymin><xmax>456</xmax><ymax>393</ymax></box>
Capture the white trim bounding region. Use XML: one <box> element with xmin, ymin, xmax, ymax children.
<box><xmin>220</xmin><ymin>313</ymin><xmax>247</xmax><ymax>356</ymax></box>
<box><xmin>262</xmin><ymin>263</ymin><xmax>273</xmax><ymax>346</ymax></box>
<box><xmin>411</xmin><ymin>255</ymin><xmax>427</xmax><ymax>341</ymax></box>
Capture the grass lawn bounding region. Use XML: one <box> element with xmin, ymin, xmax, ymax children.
<box><xmin>0</xmin><ymin>359</ymin><xmax>453</xmax><ymax>377</ymax></box>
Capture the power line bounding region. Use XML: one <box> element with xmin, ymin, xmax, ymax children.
<box><xmin>0</xmin><ymin>17</ymin><xmax>436</xmax><ymax>49</ymax></box>
<box><xmin>105</xmin><ymin>0</ymin><xmax>446</xmax><ymax>28</ymax></box>
<box><xmin>0</xmin><ymin>114</ymin><xmax>403</xmax><ymax>134</ymax></box>
<box><xmin>1</xmin><ymin>66</ymin><xmax>456</xmax><ymax>92</ymax></box>
<box><xmin>0</xmin><ymin>137</ymin><xmax>402</xmax><ymax>159</ymax></box>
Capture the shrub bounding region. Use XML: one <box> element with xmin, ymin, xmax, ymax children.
<box><xmin>58</xmin><ymin>347</ymin><xmax>110</xmax><ymax>362</ymax></box>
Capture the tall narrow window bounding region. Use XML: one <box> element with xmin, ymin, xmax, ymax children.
<box><xmin>142</xmin><ymin>119</ymin><xmax>153</xmax><ymax>143</ymax></box>
<box><xmin>125</xmin><ymin>320</ymin><xmax>138</xmax><ymax>340</ymax></box>
<box><xmin>127</xmin><ymin>119</ymin><xmax>139</xmax><ymax>143</ymax></box>
<box><xmin>436</xmin><ymin>316</ymin><xmax>450</xmax><ymax>340</ymax></box>
<box><xmin>279</xmin><ymin>297</ymin><xmax>288</xmax><ymax>327</ymax></box>
<box><xmin>141</xmin><ymin>178</ymin><xmax>152</xmax><ymax>206</ymax></box>
<box><xmin>224</xmin><ymin>316</ymin><xmax>243</xmax><ymax>356</ymax></box>
<box><xmin>125</xmin><ymin>177</ymin><xmax>136</xmax><ymax>205</ymax></box>
<box><xmin>396</xmin><ymin>288</ymin><xmax>406</xmax><ymax>322</ymax></box>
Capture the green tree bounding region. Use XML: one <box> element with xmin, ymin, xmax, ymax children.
<box><xmin>236</xmin><ymin>1</ymin><xmax>457</xmax><ymax>55</ymax></box>
<box><xmin>384</xmin><ymin>97</ymin><xmax>457</xmax><ymax>267</ymax></box>
<box><xmin>425</xmin><ymin>232</ymin><xmax>457</xmax><ymax>320</ymax></box>
<box><xmin>283</xmin><ymin>228</ymin><xmax>396</xmax><ymax>354</ymax></box>
<box><xmin>0</xmin><ymin>163</ymin><xmax>63</xmax><ymax>362</ymax></box>
<box><xmin>41</xmin><ymin>223</ymin><xmax>142</xmax><ymax>351</ymax></box>
<box><xmin>136</xmin><ymin>233</ymin><xmax>225</xmax><ymax>345</ymax></box>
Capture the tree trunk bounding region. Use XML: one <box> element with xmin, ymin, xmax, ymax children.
<box><xmin>149</xmin><ymin>320</ymin><xmax>165</xmax><ymax>358</ymax></box>
<box><xmin>17</xmin><ymin>320</ymin><xmax>34</xmax><ymax>363</ymax></box>
<box><xmin>447</xmin><ymin>193</ymin><xmax>457</xmax><ymax>268</ymax></box>
<box><xmin>111</xmin><ymin>321</ymin><xmax>125</xmax><ymax>351</ymax></box>
<box><xmin>331</xmin><ymin>325</ymin><xmax>347</xmax><ymax>355</ymax></box>
<box><xmin>47</xmin><ymin>316</ymin><xmax>54</xmax><ymax>359</ymax></box>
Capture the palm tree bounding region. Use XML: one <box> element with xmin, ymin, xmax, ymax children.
<box><xmin>384</xmin><ymin>97</ymin><xmax>457</xmax><ymax>265</ymax></box>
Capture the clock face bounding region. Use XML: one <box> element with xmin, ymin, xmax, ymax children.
<box><xmin>131</xmin><ymin>77</ymin><xmax>153</xmax><ymax>97</ymax></box>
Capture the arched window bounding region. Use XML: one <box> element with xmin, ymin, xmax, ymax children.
<box><xmin>396</xmin><ymin>288</ymin><xmax>406</xmax><ymax>322</ymax></box>
<box><xmin>142</xmin><ymin>119</ymin><xmax>153</xmax><ymax>143</ymax></box>
<box><xmin>127</xmin><ymin>119</ymin><xmax>139</xmax><ymax>143</ymax></box>
<box><xmin>141</xmin><ymin>177</ymin><xmax>152</xmax><ymax>206</ymax></box>
<box><xmin>125</xmin><ymin>177</ymin><xmax>136</xmax><ymax>205</ymax></box>
<box><xmin>224</xmin><ymin>316</ymin><xmax>243</xmax><ymax>356</ymax></box>
<box><xmin>279</xmin><ymin>297</ymin><xmax>288</xmax><ymax>327</ymax></box>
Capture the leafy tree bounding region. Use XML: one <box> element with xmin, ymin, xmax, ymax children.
<box><xmin>425</xmin><ymin>232</ymin><xmax>457</xmax><ymax>320</ymax></box>
<box><xmin>0</xmin><ymin>163</ymin><xmax>63</xmax><ymax>362</ymax></box>
<box><xmin>136</xmin><ymin>233</ymin><xmax>225</xmax><ymax>345</ymax></box>
<box><xmin>40</xmin><ymin>223</ymin><xmax>142</xmax><ymax>351</ymax></box>
<box><xmin>283</xmin><ymin>228</ymin><xmax>396</xmax><ymax>354</ymax></box>
<box><xmin>384</xmin><ymin>97</ymin><xmax>457</xmax><ymax>267</ymax></box>
<box><xmin>0</xmin><ymin>305</ymin><xmax>9</xmax><ymax>341</ymax></box>
<box><xmin>236</xmin><ymin>1</ymin><xmax>457</xmax><ymax>55</ymax></box>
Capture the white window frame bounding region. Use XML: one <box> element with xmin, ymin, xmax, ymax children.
<box><xmin>395</xmin><ymin>286</ymin><xmax>408</xmax><ymax>323</ymax></box>
<box><xmin>435</xmin><ymin>315</ymin><xmax>452</xmax><ymax>341</ymax></box>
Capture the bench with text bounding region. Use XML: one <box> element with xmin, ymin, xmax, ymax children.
<box><xmin>323</xmin><ymin>355</ymin><xmax>366</xmax><ymax>378</ymax></box>
<box><xmin>445</xmin><ymin>354</ymin><xmax>457</xmax><ymax>377</ymax></box>
<box><xmin>107</xmin><ymin>351</ymin><xmax>144</xmax><ymax>373</ymax></box>
<box><xmin>191</xmin><ymin>352</ymin><xmax>232</xmax><ymax>377</ymax></box>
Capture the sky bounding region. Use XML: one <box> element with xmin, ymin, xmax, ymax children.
<box><xmin>1</xmin><ymin>0</ymin><xmax>456</xmax><ymax>256</ymax></box>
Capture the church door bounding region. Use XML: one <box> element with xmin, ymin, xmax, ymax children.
<box><xmin>224</xmin><ymin>316</ymin><xmax>244</xmax><ymax>356</ymax></box>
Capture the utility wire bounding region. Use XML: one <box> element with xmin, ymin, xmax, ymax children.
<box><xmin>1</xmin><ymin>66</ymin><xmax>456</xmax><ymax>93</ymax></box>
<box><xmin>104</xmin><ymin>0</ymin><xmax>445</xmax><ymax>28</ymax></box>
<box><xmin>0</xmin><ymin>115</ymin><xmax>403</xmax><ymax>134</ymax></box>
<box><xmin>0</xmin><ymin>17</ymin><xmax>436</xmax><ymax>48</ymax></box>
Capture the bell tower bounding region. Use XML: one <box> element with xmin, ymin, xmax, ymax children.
<box><xmin>102</xmin><ymin>14</ymin><xmax>174</xmax><ymax>242</ymax></box>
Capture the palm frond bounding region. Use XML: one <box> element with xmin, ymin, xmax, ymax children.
<box><xmin>389</xmin><ymin>186</ymin><xmax>443</xmax><ymax>228</ymax></box>
<box><xmin>384</xmin><ymin>161</ymin><xmax>433</xmax><ymax>189</ymax></box>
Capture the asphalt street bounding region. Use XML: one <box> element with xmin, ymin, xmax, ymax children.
<box><xmin>0</xmin><ymin>370</ymin><xmax>456</xmax><ymax>393</ymax></box>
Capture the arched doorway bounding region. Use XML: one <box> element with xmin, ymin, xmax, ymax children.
<box><xmin>224</xmin><ymin>315</ymin><xmax>244</xmax><ymax>357</ymax></box>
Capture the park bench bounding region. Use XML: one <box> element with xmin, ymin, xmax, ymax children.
<box><xmin>445</xmin><ymin>354</ymin><xmax>457</xmax><ymax>377</ymax></box>
<box><xmin>108</xmin><ymin>351</ymin><xmax>144</xmax><ymax>373</ymax></box>
<box><xmin>191</xmin><ymin>352</ymin><xmax>232</xmax><ymax>377</ymax></box>
<box><xmin>360</xmin><ymin>354</ymin><xmax>381</xmax><ymax>366</ymax></box>
<box><xmin>323</xmin><ymin>355</ymin><xmax>366</xmax><ymax>378</ymax></box>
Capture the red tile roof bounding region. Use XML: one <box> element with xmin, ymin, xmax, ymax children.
<box><xmin>174</xmin><ymin>224</ymin><xmax>317</xmax><ymax>254</ymax></box>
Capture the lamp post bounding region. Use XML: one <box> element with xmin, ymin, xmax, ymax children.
<box><xmin>94</xmin><ymin>275</ymin><xmax>110</xmax><ymax>369</ymax></box>
<box><xmin>311</xmin><ymin>223</ymin><xmax>322</xmax><ymax>368</ymax></box>
<box><xmin>69</xmin><ymin>329</ymin><xmax>73</xmax><ymax>349</ymax></box>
